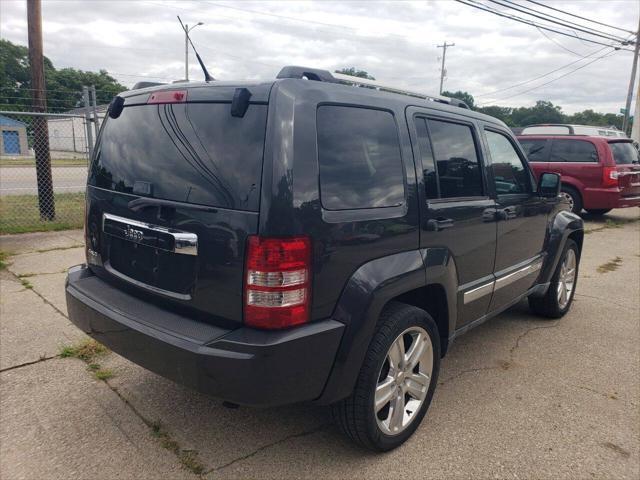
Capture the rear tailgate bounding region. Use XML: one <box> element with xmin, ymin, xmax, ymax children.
<box><xmin>86</xmin><ymin>84</ymin><xmax>270</xmax><ymax>326</ymax></box>
<box><xmin>609</xmin><ymin>141</ymin><xmax>640</xmax><ymax>197</ymax></box>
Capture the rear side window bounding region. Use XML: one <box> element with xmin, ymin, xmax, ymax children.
<box><xmin>90</xmin><ymin>103</ymin><xmax>267</xmax><ymax>211</ymax></box>
<box><xmin>485</xmin><ymin>130</ymin><xmax>530</xmax><ymax>195</ymax></box>
<box><xmin>317</xmin><ymin>106</ymin><xmax>404</xmax><ymax>210</ymax></box>
<box><xmin>414</xmin><ymin>118</ymin><xmax>438</xmax><ymax>199</ymax></box>
<box><xmin>427</xmin><ymin>119</ymin><xmax>483</xmax><ymax>198</ymax></box>
<box><xmin>609</xmin><ymin>142</ymin><xmax>638</xmax><ymax>165</ymax></box>
<box><xmin>519</xmin><ymin>139</ymin><xmax>547</xmax><ymax>162</ymax></box>
<box><xmin>550</xmin><ymin>140</ymin><xmax>598</xmax><ymax>163</ymax></box>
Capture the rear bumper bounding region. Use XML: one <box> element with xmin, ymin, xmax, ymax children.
<box><xmin>582</xmin><ymin>188</ymin><xmax>640</xmax><ymax>209</ymax></box>
<box><xmin>65</xmin><ymin>265</ymin><xmax>344</xmax><ymax>407</ymax></box>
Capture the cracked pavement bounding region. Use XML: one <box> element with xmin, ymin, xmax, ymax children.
<box><xmin>1</xmin><ymin>209</ymin><xmax>638</xmax><ymax>479</ymax></box>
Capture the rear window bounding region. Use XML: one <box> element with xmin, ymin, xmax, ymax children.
<box><xmin>519</xmin><ymin>139</ymin><xmax>547</xmax><ymax>162</ymax></box>
<box><xmin>317</xmin><ymin>106</ymin><xmax>404</xmax><ymax>210</ymax></box>
<box><xmin>609</xmin><ymin>142</ymin><xmax>638</xmax><ymax>165</ymax></box>
<box><xmin>550</xmin><ymin>140</ymin><xmax>598</xmax><ymax>163</ymax></box>
<box><xmin>90</xmin><ymin>103</ymin><xmax>267</xmax><ymax>211</ymax></box>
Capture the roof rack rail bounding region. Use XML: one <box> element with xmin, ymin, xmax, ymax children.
<box><xmin>276</xmin><ymin>66</ymin><xmax>469</xmax><ymax>109</ymax></box>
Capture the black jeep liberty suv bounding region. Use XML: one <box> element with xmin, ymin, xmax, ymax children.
<box><xmin>66</xmin><ymin>67</ymin><xmax>584</xmax><ymax>451</ymax></box>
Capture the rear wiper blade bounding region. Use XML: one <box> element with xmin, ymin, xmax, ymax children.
<box><xmin>128</xmin><ymin>197</ymin><xmax>218</xmax><ymax>213</ymax></box>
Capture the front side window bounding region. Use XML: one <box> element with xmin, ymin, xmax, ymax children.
<box><xmin>519</xmin><ymin>139</ymin><xmax>547</xmax><ymax>162</ymax></box>
<box><xmin>549</xmin><ymin>140</ymin><xmax>598</xmax><ymax>163</ymax></box>
<box><xmin>485</xmin><ymin>130</ymin><xmax>530</xmax><ymax>195</ymax></box>
<box><xmin>426</xmin><ymin>119</ymin><xmax>483</xmax><ymax>198</ymax></box>
<box><xmin>317</xmin><ymin>106</ymin><xmax>405</xmax><ymax>210</ymax></box>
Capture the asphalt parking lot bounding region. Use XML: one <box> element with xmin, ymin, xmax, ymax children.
<box><xmin>1</xmin><ymin>209</ymin><xmax>638</xmax><ymax>479</ymax></box>
<box><xmin>0</xmin><ymin>166</ymin><xmax>88</xmax><ymax>195</ymax></box>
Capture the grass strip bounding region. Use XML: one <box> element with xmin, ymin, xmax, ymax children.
<box><xmin>0</xmin><ymin>192</ymin><xmax>85</xmax><ymax>234</ymax></box>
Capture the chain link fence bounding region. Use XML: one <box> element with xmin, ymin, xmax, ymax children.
<box><xmin>0</xmin><ymin>109</ymin><xmax>98</xmax><ymax>234</ymax></box>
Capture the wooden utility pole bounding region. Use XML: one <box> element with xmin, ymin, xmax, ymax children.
<box><xmin>437</xmin><ymin>41</ymin><xmax>455</xmax><ymax>95</ymax></box>
<box><xmin>27</xmin><ymin>0</ymin><xmax>55</xmax><ymax>220</ymax></box>
<box><xmin>622</xmin><ymin>18</ymin><xmax>640</xmax><ymax>136</ymax></box>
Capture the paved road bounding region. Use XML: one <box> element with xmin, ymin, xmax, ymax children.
<box><xmin>1</xmin><ymin>209</ymin><xmax>639</xmax><ymax>479</ymax></box>
<box><xmin>0</xmin><ymin>166</ymin><xmax>87</xmax><ymax>195</ymax></box>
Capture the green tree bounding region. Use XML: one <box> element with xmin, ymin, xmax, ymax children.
<box><xmin>47</xmin><ymin>68</ymin><xmax>127</xmax><ymax>109</ymax></box>
<box><xmin>441</xmin><ymin>90</ymin><xmax>475</xmax><ymax>109</ymax></box>
<box><xmin>0</xmin><ymin>38</ymin><xmax>126</xmax><ymax>112</ymax></box>
<box><xmin>335</xmin><ymin>67</ymin><xmax>375</xmax><ymax>80</ymax></box>
<box><xmin>566</xmin><ymin>109</ymin><xmax>623</xmax><ymax>130</ymax></box>
<box><xmin>510</xmin><ymin>100</ymin><xmax>565</xmax><ymax>126</ymax></box>
<box><xmin>477</xmin><ymin>105</ymin><xmax>514</xmax><ymax>126</ymax></box>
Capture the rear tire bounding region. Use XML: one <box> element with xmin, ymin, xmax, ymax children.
<box><xmin>560</xmin><ymin>185</ymin><xmax>582</xmax><ymax>214</ymax></box>
<box><xmin>586</xmin><ymin>209</ymin><xmax>611</xmax><ymax>215</ymax></box>
<box><xmin>529</xmin><ymin>239</ymin><xmax>579</xmax><ymax>318</ymax></box>
<box><xmin>331</xmin><ymin>302</ymin><xmax>440</xmax><ymax>451</ymax></box>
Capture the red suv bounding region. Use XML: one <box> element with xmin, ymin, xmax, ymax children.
<box><xmin>517</xmin><ymin>135</ymin><xmax>640</xmax><ymax>215</ymax></box>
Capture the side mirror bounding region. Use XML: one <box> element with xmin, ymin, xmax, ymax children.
<box><xmin>538</xmin><ymin>172</ymin><xmax>561</xmax><ymax>198</ymax></box>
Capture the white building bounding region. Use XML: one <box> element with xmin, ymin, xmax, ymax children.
<box><xmin>47</xmin><ymin>105</ymin><xmax>107</xmax><ymax>154</ymax></box>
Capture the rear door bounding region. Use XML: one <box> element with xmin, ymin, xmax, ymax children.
<box><xmin>408</xmin><ymin>108</ymin><xmax>497</xmax><ymax>327</ymax></box>
<box><xmin>548</xmin><ymin>138</ymin><xmax>601</xmax><ymax>191</ymax></box>
<box><xmin>86</xmin><ymin>88</ymin><xmax>270</xmax><ymax>326</ymax></box>
<box><xmin>482</xmin><ymin>126</ymin><xmax>548</xmax><ymax>313</ymax></box>
<box><xmin>608</xmin><ymin>141</ymin><xmax>640</xmax><ymax>200</ymax></box>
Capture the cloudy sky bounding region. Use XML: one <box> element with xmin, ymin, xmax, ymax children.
<box><xmin>1</xmin><ymin>0</ymin><xmax>637</xmax><ymax>114</ymax></box>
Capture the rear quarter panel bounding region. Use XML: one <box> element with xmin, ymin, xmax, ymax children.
<box><xmin>260</xmin><ymin>80</ymin><xmax>421</xmax><ymax>322</ymax></box>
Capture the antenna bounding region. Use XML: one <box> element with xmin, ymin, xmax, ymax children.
<box><xmin>177</xmin><ymin>15</ymin><xmax>214</xmax><ymax>82</ymax></box>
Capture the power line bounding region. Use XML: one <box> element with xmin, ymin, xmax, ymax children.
<box><xmin>489</xmin><ymin>0</ymin><xmax>630</xmax><ymax>44</ymax></box>
<box><xmin>475</xmin><ymin>45</ymin><xmax>611</xmax><ymax>97</ymax></box>
<box><xmin>526</xmin><ymin>0</ymin><xmax>637</xmax><ymax>35</ymax></box>
<box><xmin>0</xmin><ymin>102</ymin><xmax>77</xmax><ymax>111</ymax></box>
<box><xmin>535</xmin><ymin>26</ymin><xmax>601</xmax><ymax>58</ymax></box>
<box><xmin>203</xmin><ymin>0</ymin><xmax>361</xmax><ymax>32</ymax></box>
<box><xmin>536</xmin><ymin>29</ymin><xmax>636</xmax><ymax>60</ymax></box>
<box><xmin>147</xmin><ymin>0</ymin><xmax>430</xmax><ymax>44</ymax></box>
<box><xmin>0</xmin><ymin>95</ymin><xmax>82</xmax><ymax>103</ymax></box>
<box><xmin>455</xmin><ymin>0</ymin><xmax>634</xmax><ymax>51</ymax></box>
<box><xmin>1</xmin><ymin>86</ymin><xmax>94</xmax><ymax>93</ymax></box>
<box><xmin>480</xmin><ymin>48</ymin><xmax>619</xmax><ymax>105</ymax></box>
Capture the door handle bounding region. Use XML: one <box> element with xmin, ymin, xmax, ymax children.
<box><xmin>497</xmin><ymin>207</ymin><xmax>517</xmax><ymax>221</ymax></box>
<box><xmin>427</xmin><ymin>217</ymin><xmax>454</xmax><ymax>232</ymax></box>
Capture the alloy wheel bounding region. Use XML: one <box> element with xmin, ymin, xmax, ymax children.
<box><xmin>374</xmin><ymin>327</ymin><xmax>433</xmax><ymax>436</ymax></box>
<box><xmin>559</xmin><ymin>191</ymin><xmax>574</xmax><ymax>212</ymax></box>
<box><xmin>557</xmin><ymin>248</ymin><xmax>577</xmax><ymax>309</ymax></box>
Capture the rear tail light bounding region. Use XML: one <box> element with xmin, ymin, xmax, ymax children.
<box><xmin>602</xmin><ymin>166</ymin><xmax>619</xmax><ymax>188</ymax></box>
<box><xmin>244</xmin><ymin>236</ymin><xmax>312</xmax><ymax>329</ymax></box>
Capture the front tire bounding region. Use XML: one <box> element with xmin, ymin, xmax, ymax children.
<box><xmin>331</xmin><ymin>302</ymin><xmax>440</xmax><ymax>451</ymax></box>
<box><xmin>529</xmin><ymin>239</ymin><xmax>579</xmax><ymax>318</ymax></box>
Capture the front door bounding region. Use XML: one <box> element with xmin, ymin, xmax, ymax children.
<box><xmin>408</xmin><ymin>109</ymin><xmax>497</xmax><ymax>327</ymax></box>
<box><xmin>482</xmin><ymin>127</ymin><xmax>549</xmax><ymax>313</ymax></box>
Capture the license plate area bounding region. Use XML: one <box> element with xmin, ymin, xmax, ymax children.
<box><xmin>108</xmin><ymin>238</ymin><xmax>196</xmax><ymax>296</ymax></box>
<box><xmin>103</xmin><ymin>213</ymin><xmax>197</xmax><ymax>256</ymax></box>
<box><xmin>102</xmin><ymin>214</ymin><xmax>198</xmax><ymax>297</ymax></box>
